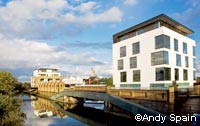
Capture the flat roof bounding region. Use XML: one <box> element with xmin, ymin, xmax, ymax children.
<box><xmin>113</xmin><ymin>14</ymin><xmax>194</xmax><ymax>39</ymax></box>
<box><xmin>35</xmin><ymin>68</ymin><xmax>58</xmax><ymax>71</ymax></box>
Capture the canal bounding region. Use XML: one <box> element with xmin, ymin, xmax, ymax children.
<box><xmin>21</xmin><ymin>94</ymin><xmax>200</xmax><ymax>126</ymax></box>
<box><xmin>21</xmin><ymin>95</ymin><xmax>146</xmax><ymax>126</ymax></box>
<box><xmin>21</xmin><ymin>95</ymin><xmax>89</xmax><ymax>126</ymax></box>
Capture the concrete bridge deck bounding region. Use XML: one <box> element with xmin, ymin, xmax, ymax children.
<box><xmin>50</xmin><ymin>91</ymin><xmax>183</xmax><ymax>126</ymax></box>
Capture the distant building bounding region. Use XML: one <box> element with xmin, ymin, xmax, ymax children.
<box><xmin>113</xmin><ymin>14</ymin><xmax>196</xmax><ymax>89</ymax></box>
<box><xmin>83</xmin><ymin>68</ymin><xmax>104</xmax><ymax>84</ymax></box>
<box><xmin>62</xmin><ymin>76</ymin><xmax>85</xmax><ymax>85</ymax></box>
<box><xmin>31</xmin><ymin>68</ymin><xmax>62</xmax><ymax>88</ymax></box>
<box><xmin>91</xmin><ymin>68</ymin><xmax>96</xmax><ymax>77</ymax></box>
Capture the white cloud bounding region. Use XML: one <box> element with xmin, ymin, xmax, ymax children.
<box><xmin>0</xmin><ymin>0</ymin><xmax>123</xmax><ymax>39</ymax></box>
<box><xmin>0</xmin><ymin>38</ymin><xmax>112</xmax><ymax>79</ymax></box>
<box><xmin>73</xmin><ymin>1</ymin><xmax>99</xmax><ymax>13</ymax></box>
<box><xmin>123</xmin><ymin>0</ymin><xmax>137</xmax><ymax>6</ymax></box>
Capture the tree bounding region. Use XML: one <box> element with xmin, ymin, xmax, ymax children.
<box><xmin>0</xmin><ymin>70</ymin><xmax>25</xmax><ymax>126</ymax></box>
<box><xmin>0</xmin><ymin>70</ymin><xmax>17</xmax><ymax>95</ymax></box>
<box><xmin>105</xmin><ymin>77</ymin><xmax>113</xmax><ymax>86</ymax></box>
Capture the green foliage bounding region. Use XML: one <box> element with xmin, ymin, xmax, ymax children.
<box><xmin>0</xmin><ymin>94</ymin><xmax>25</xmax><ymax>126</ymax></box>
<box><xmin>0</xmin><ymin>70</ymin><xmax>17</xmax><ymax>95</ymax></box>
<box><xmin>105</xmin><ymin>77</ymin><xmax>113</xmax><ymax>86</ymax></box>
<box><xmin>14</xmin><ymin>82</ymin><xmax>31</xmax><ymax>92</ymax></box>
<box><xmin>0</xmin><ymin>70</ymin><xmax>25</xmax><ymax>126</ymax></box>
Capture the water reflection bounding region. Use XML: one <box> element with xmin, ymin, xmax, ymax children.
<box><xmin>22</xmin><ymin>95</ymin><xmax>145</xmax><ymax>126</ymax></box>
<box><xmin>21</xmin><ymin>95</ymin><xmax>88</xmax><ymax>126</ymax></box>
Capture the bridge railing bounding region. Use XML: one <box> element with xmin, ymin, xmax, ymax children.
<box><xmin>64</xmin><ymin>85</ymin><xmax>169</xmax><ymax>101</ymax></box>
<box><xmin>72</xmin><ymin>84</ymin><xmax>107</xmax><ymax>92</ymax></box>
<box><xmin>108</xmin><ymin>88</ymin><xmax>168</xmax><ymax>101</ymax></box>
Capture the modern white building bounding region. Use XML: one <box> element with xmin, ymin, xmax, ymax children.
<box><xmin>113</xmin><ymin>14</ymin><xmax>196</xmax><ymax>89</ymax></box>
<box><xmin>31</xmin><ymin>68</ymin><xmax>61</xmax><ymax>88</ymax></box>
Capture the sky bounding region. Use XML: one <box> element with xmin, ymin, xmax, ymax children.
<box><xmin>0</xmin><ymin>0</ymin><xmax>200</xmax><ymax>82</ymax></box>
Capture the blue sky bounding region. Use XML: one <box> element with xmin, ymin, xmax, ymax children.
<box><xmin>0</xmin><ymin>0</ymin><xmax>199</xmax><ymax>82</ymax></box>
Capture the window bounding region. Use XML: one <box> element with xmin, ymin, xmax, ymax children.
<box><xmin>193</xmin><ymin>58</ymin><xmax>196</xmax><ymax>68</ymax></box>
<box><xmin>174</xmin><ymin>39</ymin><xmax>178</xmax><ymax>51</ymax></box>
<box><xmin>120</xmin><ymin>46</ymin><xmax>126</xmax><ymax>57</ymax></box>
<box><xmin>118</xmin><ymin>59</ymin><xmax>123</xmax><ymax>70</ymax></box>
<box><xmin>176</xmin><ymin>54</ymin><xmax>181</xmax><ymax>66</ymax></box>
<box><xmin>41</xmin><ymin>74</ymin><xmax>46</xmax><ymax>77</ymax></box>
<box><xmin>155</xmin><ymin>34</ymin><xmax>170</xmax><ymax>49</ymax></box>
<box><xmin>183</xmin><ymin>69</ymin><xmax>188</xmax><ymax>81</ymax></box>
<box><xmin>41</xmin><ymin>69</ymin><xmax>46</xmax><ymax>72</ymax></box>
<box><xmin>183</xmin><ymin>42</ymin><xmax>187</xmax><ymax>54</ymax></box>
<box><xmin>193</xmin><ymin>46</ymin><xmax>195</xmax><ymax>56</ymax></box>
<box><xmin>156</xmin><ymin>67</ymin><xmax>171</xmax><ymax>81</ymax></box>
<box><xmin>119</xmin><ymin>35</ymin><xmax>128</xmax><ymax>41</ymax></box>
<box><xmin>151</xmin><ymin>51</ymin><xmax>168</xmax><ymax>65</ymax></box>
<box><xmin>154</xmin><ymin>22</ymin><xmax>160</xmax><ymax>29</ymax></box>
<box><xmin>185</xmin><ymin>56</ymin><xmax>189</xmax><ymax>67</ymax></box>
<box><xmin>136</xmin><ymin>28</ymin><xmax>146</xmax><ymax>35</ymax></box>
<box><xmin>130</xmin><ymin>57</ymin><xmax>137</xmax><ymax>68</ymax></box>
<box><xmin>132</xmin><ymin>42</ymin><xmax>140</xmax><ymax>54</ymax></box>
<box><xmin>175</xmin><ymin>69</ymin><xmax>179</xmax><ymax>81</ymax></box>
<box><xmin>120</xmin><ymin>72</ymin><xmax>127</xmax><ymax>82</ymax></box>
<box><xmin>133</xmin><ymin>70</ymin><xmax>140</xmax><ymax>82</ymax></box>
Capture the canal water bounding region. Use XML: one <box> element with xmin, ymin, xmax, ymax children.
<box><xmin>21</xmin><ymin>94</ymin><xmax>200</xmax><ymax>126</ymax></box>
<box><xmin>21</xmin><ymin>95</ymin><xmax>90</xmax><ymax>126</ymax></box>
<box><xmin>21</xmin><ymin>95</ymin><xmax>149</xmax><ymax>126</ymax></box>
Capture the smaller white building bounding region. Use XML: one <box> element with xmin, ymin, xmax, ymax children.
<box><xmin>31</xmin><ymin>68</ymin><xmax>61</xmax><ymax>88</ymax></box>
<box><xmin>62</xmin><ymin>76</ymin><xmax>85</xmax><ymax>85</ymax></box>
<box><xmin>33</xmin><ymin>68</ymin><xmax>61</xmax><ymax>77</ymax></box>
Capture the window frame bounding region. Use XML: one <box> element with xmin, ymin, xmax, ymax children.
<box><xmin>156</xmin><ymin>67</ymin><xmax>171</xmax><ymax>81</ymax></box>
<box><xmin>120</xmin><ymin>72</ymin><xmax>127</xmax><ymax>82</ymax></box>
<box><xmin>174</xmin><ymin>39</ymin><xmax>178</xmax><ymax>51</ymax></box>
<box><xmin>132</xmin><ymin>42</ymin><xmax>140</xmax><ymax>55</ymax></box>
<box><xmin>133</xmin><ymin>70</ymin><xmax>140</xmax><ymax>82</ymax></box>
<box><xmin>130</xmin><ymin>57</ymin><xmax>137</xmax><ymax>68</ymax></box>
<box><xmin>120</xmin><ymin>46</ymin><xmax>126</xmax><ymax>57</ymax></box>
<box><xmin>118</xmin><ymin>59</ymin><xmax>123</xmax><ymax>70</ymax></box>
<box><xmin>151</xmin><ymin>51</ymin><xmax>169</xmax><ymax>65</ymax></box>
<box><xmin>155</xmin><ymin>34</ymin><xmax>170</xmax><ymax>49</ymax></box>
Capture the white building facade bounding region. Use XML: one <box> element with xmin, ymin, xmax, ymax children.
<box><xmin>31</xmin><ymin>68</ymin><xmax>61</xmax><ymax>88</ymax></box>
<box><xmin>62</xmin><ymin>76</ymin><xmax>85</xmax><ymax>85</ymax></box>
<box><xmin>113</xmin><ymin>14</ymin><xmax>196</xmax><ymax>89</ymax></box>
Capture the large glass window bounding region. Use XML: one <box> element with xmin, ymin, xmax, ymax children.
<box><xmin>151</xmin><ymin>51</ymin><xmax>168</xmax><ymax>65</ymax></box>
<box><xmin>193</xmin><ymin>46</ymin><xmax>195</xmax><ymax>56</ymax></box>
<box><xmin>176</xmin><ymin>54</ymin><xmax>181</xmax><ymax>66</ymax></box>
<box><xmin>118</xmin><ymin>59</ymin><xmax>123</xmax><ymax>70</ymax></box>
<box><xmin>174</xmin><ymin>39</ymin><xmax>178</xmax><ymax>51</ymax></box>
<box><xmin>133</xmin><ymin>70</ymin><xmax>140</xmax><ymax>82</ymax></box>
<box><xmin>155</xmin><ymin>34</ymin><xmax>170</xmax><ymax>49</ymax></box>
<box><xmin>183</xmin><ymin>69</ymin><xmax>188</xmax><ymax>81</ymax></box>
<box><xmin>120</xmin><ymin>72</ymin><xmax>127</xmax><ymax>82</ymax></box>
<box><xmin>156</xmin><ymin>67</ymin><xmax>171</xmax><ymax>81</ymax></box>
<box><xmin>130</xmin><ymin>57</ymin><xmax>137</xmax><ymax>68</ymax></box>
<box><xmin>175</xmin><ymin>68</ymin><xmax>179</xmax><ymax>81</ymax></box>
<box><xmin>132</xmin><ymin>42</ymin><xmax>140</xmax><ymax>54</ymax></box>
<box><xmin>120</xmin><ymin>46</ymin><xmax>126</xmax><ymax>57</ymax></box>
<box><xmin>185</xmin><ymin>56</ymin><xmax>189</xmax><ymax>67</ymax></box>
<box><xmin>183</xmin><ymin>42</ymin><xmax>187</xmax><ymax>54</ymax></box>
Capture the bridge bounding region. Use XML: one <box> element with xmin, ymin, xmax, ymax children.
<box><xmin>50</xmin><ymin>90</ymin><xmax>183</xmax><ymax>126</ymax></box>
